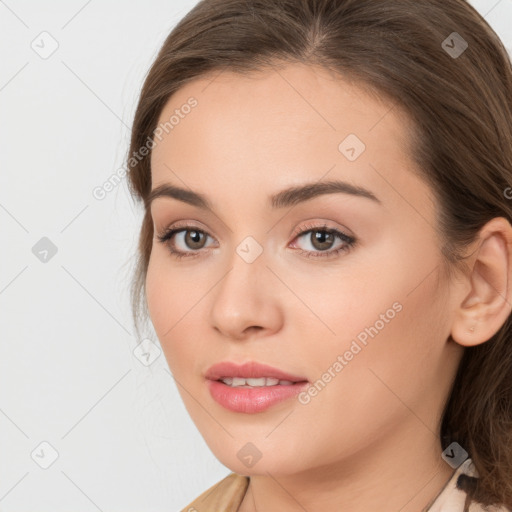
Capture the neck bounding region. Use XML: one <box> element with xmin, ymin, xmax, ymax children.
<box><xmin>238</xmin><ymin>416</ymin><xmax>456</xmax><ymax>512</ymax></box>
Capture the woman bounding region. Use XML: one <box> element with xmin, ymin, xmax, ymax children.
<box><xmin>125</xmin><ymin>0</ymin><xmax>512</xmax><ymax>510</ymax></box>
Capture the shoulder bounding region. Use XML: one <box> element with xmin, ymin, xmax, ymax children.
<box><xmin>426</xmin><ymin>458</ymin><xmax>511</xmax><ymax>512</ymax></box>
<box><xmin>179</xmin><ymin>472</ymin><xmax>249</xmax><ymax>512</ymax></box>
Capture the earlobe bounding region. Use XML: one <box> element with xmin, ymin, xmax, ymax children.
<box><xmin>450</xmin><ymin>217</ymin><xmax>512</xmax><ymax>348</ymax></box>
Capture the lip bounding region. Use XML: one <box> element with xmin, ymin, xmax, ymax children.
<box><xmin>205</xmin><ymin>361</ymin><xmax>308</xmax><ymax>382</ymax></box>
<box><xmin>205</xmin><ymin>361</ymin><xmax>309</xmax><ymax>414</ymax></box>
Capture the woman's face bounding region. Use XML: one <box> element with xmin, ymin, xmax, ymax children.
<box><xmin>146</xmin><ymin>63</ymin><xmax>465</xmax><ymax>476</ymax></box>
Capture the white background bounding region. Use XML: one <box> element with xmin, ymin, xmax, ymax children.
<box><xmin>1</xmin><ymin>1</ymin><xmax>511</xmax><ymax>511</ymax></box>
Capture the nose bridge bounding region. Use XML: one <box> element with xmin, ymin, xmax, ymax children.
<box><xmin>216</xmin><ymin>235</ymin><xmax>268</xmax><ymax>312</ymax></box>
<box><xmin>209</xmin><ymin>234</ymin><xmax>282</xmax><ymax>338</ymax></box>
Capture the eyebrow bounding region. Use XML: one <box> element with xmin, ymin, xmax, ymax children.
<box><xmin>146</xmin><ymin>179</ymin><xmax>381</xmax><ymax>211</ymax></box>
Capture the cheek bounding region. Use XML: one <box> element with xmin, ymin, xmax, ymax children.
<box><xmin>145</xmin><ymin>255</ymin><xmax>170</xmax><ymax>334</ymax></box>
<box><xmin>145</xmin><ymin>252</ymin><xmax>210</xmax><ymax>374</ymax></box>
<box><xmin>298</xmin><ymin>234</ymin><xmax>447</xmax><ymax>400</ymax></box>
<box><xmin>145</xmin><ymin>255</ymin><xmax>182</xmax><ymax>358</ymax></box>
<box><xmin>145</xmin><ymin>249</ymin><xmax>194</xmax><ymax>328</ymax></box>
<box><xmin>284</xmin><ymin>274</ymin><xmax>446</xmax><ymax>467</ymax></box>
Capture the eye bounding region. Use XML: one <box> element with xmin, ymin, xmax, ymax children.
<box><xmin>156</xmin><ymin>224</ymin><xmax>216</xmax><ymax>259</ymax></box>
<box><xmin>290</xmin><ymin>223</ymin><xmax>356</xmax><ymax>259</ymax></box>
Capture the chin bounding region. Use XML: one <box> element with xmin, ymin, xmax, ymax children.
<box><xmin>211</xmin><ymin>447</ymin><xmax>301</xmax><ymax>477</ymax></box>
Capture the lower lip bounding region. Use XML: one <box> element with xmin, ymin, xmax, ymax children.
<box><xmin>207</xmin><ymin>379</ymin><xmax>309</xmax><ymax>413</ymax></box>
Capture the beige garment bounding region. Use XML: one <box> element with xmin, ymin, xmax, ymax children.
<box><xmin>180</xmin><ymin>472</ymin><xmax>249</xmax><ymax>512</ymax></box>
<box><xmin>423</xmin><ymin>459</ymin><xmax>509</xmax><ymax>512</ymax></box>
<box><xmin>180</xmin><ymin>458</ymin><xmax>510</xmax><ymax>512</ymax></box>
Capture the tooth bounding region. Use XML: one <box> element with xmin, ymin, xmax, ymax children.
<box><xmin>246</xmin><ymin>378</ymin><xmax>266</xmax><ymax>386</ymax></box>
<box><xmin>219</xmin><ymin>377</ymin><xmax>297</xmax><ymax>387</ymax></box>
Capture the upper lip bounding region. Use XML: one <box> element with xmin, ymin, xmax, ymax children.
<box><xmin>205</xmin><ymin>361</ymin><xmax>308</xmax><ymax>382</ymax></box>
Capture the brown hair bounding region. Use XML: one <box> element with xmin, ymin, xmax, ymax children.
<box><xmin>125</xmin><ymin>0</ymin><xmax>512</xmax><ymax>509</ymax></box>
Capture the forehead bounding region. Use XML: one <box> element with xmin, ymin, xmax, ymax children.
<box><xmin>149</xmin><ymin>63</ymin><xmax>425</xmax><ymax>211</ymax></box>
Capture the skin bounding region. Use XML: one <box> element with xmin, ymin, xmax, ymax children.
<box><xmin>145</xmin><ymin>62</ymin><xmax>512</xmax><ymax>511</ymax></box>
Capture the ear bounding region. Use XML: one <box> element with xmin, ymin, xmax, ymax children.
<box><xmin>450</xmin><ymin>217</ymin><xmax>512</xmax><ymax>347</ymax></box>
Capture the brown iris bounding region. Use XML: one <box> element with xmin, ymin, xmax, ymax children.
<box><xmin>309</xmin><ymin>230</ymin><xmax>335</xmax><ymax>251</ymax></box>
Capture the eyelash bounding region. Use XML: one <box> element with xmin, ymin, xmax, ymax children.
<box><xmin>155</xmin><ymin>222</ymin><xmax>357</xmax><ymax>260</ymax></box>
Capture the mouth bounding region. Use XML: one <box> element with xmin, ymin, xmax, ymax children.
<box><xmin>205</xmin><ymin>360</ymin><xmax>308</xmax><ymax>382</ymax></box>
<box><xmin>216</xmin><ymin>376</ymin><xmax>305</xmax><ymax>387</ymax></box>
<box><xmin>205</xmin><ymin>361</ymin><xmax>309</xmax><ymax>414</ymax></box>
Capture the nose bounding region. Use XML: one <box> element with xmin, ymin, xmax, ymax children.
<box><xmin>209</xmin><ymin>244</ymin><xmax>284</xmax><ymax>341</ymax></box>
